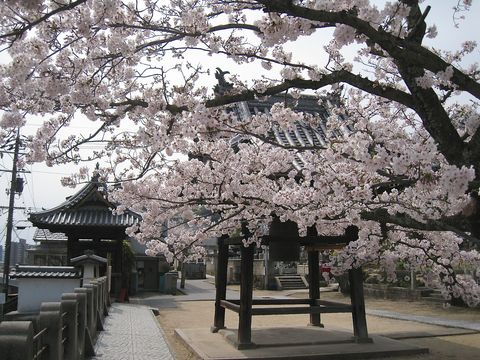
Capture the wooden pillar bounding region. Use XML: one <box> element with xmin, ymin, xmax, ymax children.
<box><xmin>212</xmin><ymin>236</ymin><xmax>229</xmax><ymax>332</ymax></box>
<box><xmin>349</xmin><ymin>267</ymin><xmax>371</xmax><ymax>343</ymax></box>
<box><xmin>67</xmin><ymin>235</ymin><xmax>77</xmax><ymax>264</ymax></box>
<box><xmin>308</xmin><ymin>249</ymin><xmax>322</xmax><ymax>327</ymax></box>
<box><xmin>237</xmin><ymin>243</ymin><xmax>255</xmax><ymax>349</ymax></box>
<box><xmin>116</xmin><ymin>239</ymin><xmax>124</xmax><ymax>274</ymax></box>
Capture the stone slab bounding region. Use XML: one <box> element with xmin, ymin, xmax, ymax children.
<box><xmin>378</xmin><ymin>328</ymin><xmax>478</xmax><ymax>340</ymax></box>
<box><xmin>92</xmin><ymin>303</ymin><xmax>175</xmax><ymax>360</ymax></box>
<box><xmin>175</xmin><ymin>326</ymin><xmax>428</xmax><ymax>360</ymax></box>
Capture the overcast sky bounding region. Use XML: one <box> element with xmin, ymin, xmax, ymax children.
<box><xmin>0</xmin><ymin>0</ymin><xmax>479</xmax><ymax>244</ymax></box>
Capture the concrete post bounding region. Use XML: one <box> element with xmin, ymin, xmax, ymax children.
<box><xmin>94</xmin><ymin>280</ymin><xmax>103</xmax><ymax>313</ymax></box>
<box><xmin>89</xmin><ymin>281</ymin><xmax>103</xmax><ymax>325</ymax></box>
<box><xmin>38</xmin><ymin>302</ymin><xmax>64</xmax><ymax>360</ymax></box>
<box><xmin>83</xmin><ymin>284</ymin><xmax>100</xmax><ymax>330</ymax></box>
<box><xmin>85</xmin><ymin>283</ymin><xmax>103</xmax><ymax>331</ymax></box>
<box><xmin>0</xmin><ymin>321</ymin><xmax>34</xmax><ymax>360</ymax></box>
<box><xmin>62</xmin><ymin>293</ymin><xmax>86</xmax><ymax>360</ymax></box>
<box><xmin>60</xmin><ymin>298</ymin><xmax>78</xmax><ymax>360</ymax></box>
<box><xmin>98</xmin><ymin>277</ymin><xmax>109</xmax><ymax>315</ymax></box>
<box><xmin>75</xmin><ymin>287</ymin><xmax>95</xmax><ymax>337</ymax></box>
<box><xmin>96</xmin><ymin>279</ymin><xmax>106</xmax><ymax>318</ymax></box>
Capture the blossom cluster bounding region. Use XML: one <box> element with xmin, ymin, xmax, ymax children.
<box><xmin>0</xmin><ymin>0</ymin><xmax>479</xmax><ymax>304</ymax></box>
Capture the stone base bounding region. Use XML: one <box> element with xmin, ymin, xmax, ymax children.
<box><xmin>175</xmin><ymin>326</ymin><xmax>428</xmax><ymax>360</ymax></box>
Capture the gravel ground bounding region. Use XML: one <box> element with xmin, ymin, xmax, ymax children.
<box><xmin>156</xmin><ymin>289</ymin><xmax>480</xmax><ymax>360</ymax></box>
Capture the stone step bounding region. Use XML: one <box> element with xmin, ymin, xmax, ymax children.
<box><xmin>421</xmin><ymin>289</ymin><xmax>448</xmax><ymax>304</ymax></box>
<box><xmin>275</xmin><ymin>275</ymin><xmax>308</xmax><ymax>290</ymax></box>
<box><xmin>422</xmin><ymin>296</ymin><xmax>448</xmax><ymax>304</ymax></box>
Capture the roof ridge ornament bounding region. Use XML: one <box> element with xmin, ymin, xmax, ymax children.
<box><xmin>214</xmin><ymin>67</ymin><xmax>233</xmax><ymax>95</ymax></box>
<box><xmin>92</xmin><ymin>162</ymin><xmax>101</xmax><ymax>182</ymax></box>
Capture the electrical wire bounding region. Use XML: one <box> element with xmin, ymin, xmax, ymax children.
<box><xmin>29</xmin><ymin>170</ymin><xmax>73</xmax><ymax>175</ymax></box>
<box><xmin>24</xmin><ymin>166</ymin><xmax>37</xmax><ymax>210</ymax></box>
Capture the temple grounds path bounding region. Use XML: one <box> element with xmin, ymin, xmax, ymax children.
<box><xmin>152</xmin><ymin>282</ymin><xmax>480</xmax><ymax>360</ymax></box>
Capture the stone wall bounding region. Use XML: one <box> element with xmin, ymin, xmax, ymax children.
<box><xmin>0</xmin><ymin>276</ymin><xmax>110</xmax><ymax>360</ymax></box>
<box><xmin>363</xmin><ymin>283</ymin><xmax>428</xmax><ymax>301</ymax></box>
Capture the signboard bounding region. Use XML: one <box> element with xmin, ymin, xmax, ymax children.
<box><xmin>0</xmin><ymin>293</ymin><xmax>5</xmax><ymax>305</ymax></box>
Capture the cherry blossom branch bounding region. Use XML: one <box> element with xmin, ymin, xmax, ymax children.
<box><xmin>257</xmin><ymin>1</ymin><xmax>480</xmax><ymax>99</ymax></box>
<box><xmin>0</xmin><ymin>0</ymin><xmax>88</xmax><ymax>43</ymax></box>
<box><xmin>361</xmin><ymin>208</ymin><xmax>479</xmax><ymax>246</ymax></box>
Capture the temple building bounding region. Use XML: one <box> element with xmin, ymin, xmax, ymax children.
<box><xmin>28</xmin><ymin>175</ymin><xmax>169</xmax><ymax>295</ymax></box>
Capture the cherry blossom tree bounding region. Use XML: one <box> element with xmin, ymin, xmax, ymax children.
<box><xmin>0</xmin><ymin>0</ymin><xmax>479</xmax><ymax>304</ymax></box>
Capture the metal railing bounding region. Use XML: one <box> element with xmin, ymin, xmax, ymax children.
<box><xmin>61</xmin><ymin>311</ymin><xmax>68</xmax><ymax>347</ymax></box>
<box><xmin>33</xmin><ymin>327</ymin><xmax>48</xmax><ymax>360</ymax></box>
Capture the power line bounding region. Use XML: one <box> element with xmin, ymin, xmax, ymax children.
<box><xmin>23</xmin><ymin>122</ymin><xmax>101</xmax><ymax>130</ymax></box>
<box><xmin>24</xmin><ymin>166</ymin><xmax>37</xmax><ymax>210</ymax></box>
<box><xmin>29</xmin><ymin>170</ymin><xmax>73</xmax><ymax>175</ymax></box>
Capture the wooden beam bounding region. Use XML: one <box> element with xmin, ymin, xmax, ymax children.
<box><xmin>212</xmin><ymin>236</ymin><xmax>229</xmax><ymax>332</ymax></box>
<box><xmin>227</xmin><ymin>298</ymin><xmax>311</xmax><ymax>305</ymax></box>
<box><xmin>238</xmin><ymin>241</ymin><xmax>255</xmax><ymax>349</ymax></box>
<box><xmin>222</xmin><ymin>236</ymin><xmax>244</xmax><ymax>245</ymax></box>
<box><xmin>220</xmin><ymin>300</ymin><xmax>240</xmax><ymax>313</ymax></box>
<box><xmin>308</xmin><ymin>249</ymin><xmax>322</xmax><ymax>327</ymax></box>
<box><xmin>316</xmin><ymin>299</ymin><xmax>350</xmax><ymax>307</ymax></box>
<box><xmin>349</xmin><ymin>267</ymin><xmax>372</xmax><ymax>343</ymax></box>
<box><xmin>254</xmin><ymin>299</ymin><xmax>311</xmax><ymax>305</ymax></box>
<box><xmin>262</xmin><ymin>225</ymin><xmax>359</xmax><ymax>246</ymax></box>
<box><xmin>251</xmin><ymin>305</ymin><xmax>352</xmax><ymax>316</ymax></box>
<box><xmin>305</xmin><ymin>244</ymin><xmax>346</xmax><ymax>251</ymax></box>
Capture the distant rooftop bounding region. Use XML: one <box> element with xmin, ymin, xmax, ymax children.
<box><xmin>33</xmin><ymin>228</ymin><xmax>68</xmax><ymax>242</ymax></box>
<box><xmin>70</xmin><ymin>250</ymin><xmax>107</xmax><ymax>264</ymax></box>
<box><xmin>232</xmin><ymin>93</ymin><xmax>348</xmax><ymax>170</ymax></box>
<box><xmin>11</xmin><ymin>265</ymin><xmax>81</xmax><ymax>279</ymax></box>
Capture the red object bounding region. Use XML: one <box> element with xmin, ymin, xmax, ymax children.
<box><xmin>320</xmin><ymin>265</ymin><xmax>331</xmax><ymax>274</ymax></box>
<box><xmin>118</xmin><ymin>288</ymin><xmax>127</xmax><ymax>303</ymax></box>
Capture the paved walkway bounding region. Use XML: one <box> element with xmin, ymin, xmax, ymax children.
<box><xmin>92</xmin><ymin>303</ymin><xmax>175</xmax><ymax>360</ymax></box>
<box><xmin>101</xmin><ymin>279</ymin><xmax>479</xmax><ymax>360</ymax></box>
<box><xmin>130</xmin><ymin>276</ymin><xmax>292</xmax><ymax>309</ymax></box>
<box><xmin>366</xmin><ymin>308</ymin><xmax>480</xmax><ymax>331</ymax></box>
<box><xmin>131</xmin><ymin>278</ymin><xmax>480</xmax><ymax>332</ymax></box>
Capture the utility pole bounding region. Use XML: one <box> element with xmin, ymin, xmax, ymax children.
<box><xmin>2</xmin><ymin>128</ymin><xmax>21</xmax><ymax>298</ymax></box>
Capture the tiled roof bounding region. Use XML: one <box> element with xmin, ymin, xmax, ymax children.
<box><xmin>70</xmin><ymin>251</ymin><xmax>108</xmax><ymax>264</ymax></box>
<box><xmin>33</xmin><ymin>228</ymin><xmax>68</xmax><ymax>242</ymax></box>
<box><xmin>234</xmin><ymin>94</ymin><xmax>347</xmax><ymax>170</ymax></box>
<box><xmin>11</xmin><ymin>265</ymin><xmax>81</xmax><ymax>279</ymax></box>
<box><xmin>31</xmin><ymin>208</ymin><xmax>140</xmax><ymax>227</ymax></box>
<box><xmin>29</xmin><ymin>179</ymin><xmax>141</xmax><ymax>228</ymax></box>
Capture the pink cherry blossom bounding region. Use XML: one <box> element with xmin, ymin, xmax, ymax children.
<box><xmin>0</xmin><ymin>0</ymin><xmax>479</xmax><ymax>304</ymax></box>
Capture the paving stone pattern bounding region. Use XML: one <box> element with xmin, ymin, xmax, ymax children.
<box><xmin>92</xmin><ymin>303</ymin><xmax>175</xmax><ymax>360</ymax></box>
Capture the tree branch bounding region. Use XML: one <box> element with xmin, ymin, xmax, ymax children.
<box><xmin>360</xmin><ymin>208</ymin><xmax>480</xmax><ymax>246</ymax></box>
<box><xmin>0</xmin><ymin>0</ymin><xmax>88</xmax><ymax>41</ymax></box>
<box><xmin>206</xmin><ymin>71</ymin><xmax>415</xmax><ymax>110</ymax></box>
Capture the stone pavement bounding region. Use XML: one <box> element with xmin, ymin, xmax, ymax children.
<box><xmin>92</xmin><ymin>302</ymin><xmax>175</xmax><ymax>360</ymax></box>
<box><xmin>130</xmin><ymin>277</ymin><xmax>239</xmax><ymax>309</ymax></box>
<box><xmin>131</xmin><ymin>279</ymin><xmax>480</xmax><ymax>332</ymax></box>
<box><xmin>130</xmin><ymin>276</ymin><xmax>291</xmax><ymax>309</ymax></box>
<box><xmin>366</xmin><ymin>308</ymin><xmax>480</xmax><ymax>331</ymax></box>
<box><xmin>119</xmin><ymin>279</ymin><xmax>480</xmax><ymax>359</ymax></box>
<box><xmin>175</xmin><ymin>326</ymin><xmax>429</xmax><ymax>360</ymax></box>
